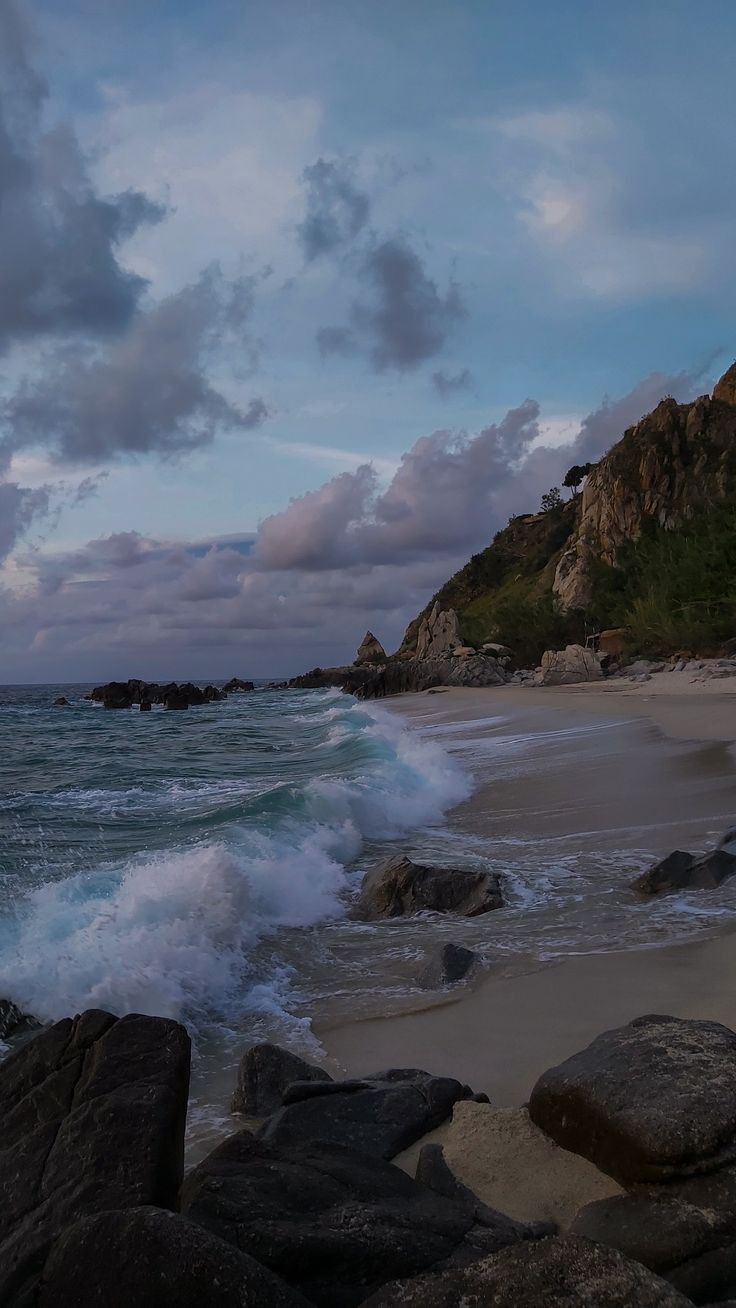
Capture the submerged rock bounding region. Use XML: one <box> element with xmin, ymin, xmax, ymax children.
<box><xmin>257</xmin><ymin>1067</ymin><xmax>473</xmax><ymax>1160</ymax></box>
<box><xmin>230</xmin><ymin>1042</ymin><xmax>332</xmax><ymax>1116</ymax></box>
<box><xmin>529</xmin><ymin>1014</ymin><xmax>736</xmax><ymax>1184</ymax></box>
<box><xmin>418</xmin><ymin>942</ymin><xmax>477</xmax><ymax>988</ymax></box>
<box><xmin>354</xmin><ymin>855</ymin><xmax>503</xmax><ymax>920</ymax></box>
<box><xmin>634</xmin><ymin>847</ymin><xmax>736</xmax><ymax>895</ymax></box>
<box><xmin>0</xmin><ymin>1009</ymin><xmax>191</xmax><ymax>1305</ymax></box>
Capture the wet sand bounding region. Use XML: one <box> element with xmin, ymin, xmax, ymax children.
<box><xmin>319</xmin><ymin>683</ymin><xmax>736</xmax><ymax>1101</ymax></box>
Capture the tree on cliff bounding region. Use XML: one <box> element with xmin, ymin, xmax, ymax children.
<box><xmin>563</xmin><ymin>462</ymin><xmax>594</xmax><ymax>496</ymax></box>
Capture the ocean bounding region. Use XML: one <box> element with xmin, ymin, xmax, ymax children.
<box><xmin>2</xmin><ymin>680</ymin><xmax>735</xmax><ymax>1153</ymax></box>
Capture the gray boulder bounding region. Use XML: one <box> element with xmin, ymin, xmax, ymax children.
<box><xmin>539</xmin><ymin>644</ymin><xmax>603</xmax><ymax>686</ymax></box>
<box><xmin>35</xmin><ymin>1207</ymin><xmax>309</xmax><ymax>1307</ymax></box>
<box><xmin>359</xmin><ymin>1234</ymin><xmax>691</xmax><ymax>1306</ymax></box>
<box><xmin>571</xmin><ymin>1191</ymin><xmax>735</xmax><ymax>1279</ymax></box>
<box><xmin>529</xmin><ymin>1014</ymin><xmax>736</xmax><ymax>1184</ymax></box>
<box><xmin>418</xmin><ymin>943</ymin><xmax>477</xmax><ymax>988</ymax></box>
<box><xmin>181</xmin><ymin>1130</ymin><xmax>543</xmax><ymax>1308</ymax></box>
<box><xmin>634</xmin><ymin>848</ymin><xmax>736</xmax><ymax>895</ymax></box>
<box><xmin>416</xmin><ymin>603</ymin><xmax>461</xmax><ymax>659</ymax></box>
<box><xmin>354</xmin><ymin>856</ymin><xmax>503</xmax><ymax>920</ymax></box>
<box><xmin>0</xmin><ymin>1009</ymin><xmax>191</xmax><ymax>1306</ymax></box>
<box><xmin>230</xmin><ymin>1041</ymin><xmax>331</xmax><ymax>1116</ymax></box>
<box><xmin>258</xmin><ymin>1067</ymin><xmax>472</xmax><ymax>1159</ymax></box>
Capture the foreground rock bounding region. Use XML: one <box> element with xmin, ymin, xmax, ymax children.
<box><xmin>182</xmin><ymin>1131</ymin><xmax>545</xmax><ymax>1307</ymax></box>
<box><xmin>539</xmin><ymin>643</ymin><xmax>603</xmax><ymax>686</ymax></box>
<box><xmin>258</xmin><ymin>1068</ymin><xmax>473</xmax><ymax>1160</ymax></box>
<box><xmin>529</xmin><ymin>1014</ymin><xmax>736</xmax><ymax>1184</ymax></box>
<box><xmin>419</xmin><ymin>942</ymin><xmax>477</xmax><ymax>988</ymax></box>
<box><xmin>634</xmin><ymin>845</ymin><xmax>736</xmax><ymax>895</ymax></box>
<box><xmin>230</xmin><ymin>1041</ymin><xmax>331</xmax><ymax>1116</ymax></box>
<box><xmin>35</xmin><ymin>1207</ymin><xmax>308</xmax><ymax>1307</ymax></box>
<box><xmin>0</xmin><ymin>1009</ymin><xmax>191</xmax><ymax>1305</ymax></box>
<box><xmin>354</xmin><ymin>855</ymin><xmax>503</xmax><ymax>920</ymax></box>
<box><xmin>361</xmin><ymin>1235</ymin><xmax>692</xmax><ymax>1306</ymax></box>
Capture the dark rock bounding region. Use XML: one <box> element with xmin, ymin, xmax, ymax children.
<box><xmin>202</xmin><ymin>684</ymin><xmax>226</xmax><ymax>702</ymax></box>
<box><xmin>0</xmin><ymin>998</ymin><xmax>40</xmax><ymax>1041</ymax></box>
<box><xmin>52</xmin><ymin>696</ymin><xmax>69</xmax><ymax>706</ymax></box>
<box><xmin>35</xmin><ymin>1207</ymin><xmax>309</xmax><ymax>1308</ymax></box>
<box><xmin>343</xmin><ymin>654</ymin><xmax>507</xmax><ymax>700</ymax></box>
<box><xmin>416</xmin><ymin>1142</ymin><xmax>555</xmax><ymax>1241</ymax></box>
<box><xmin>354</xmin><ymin>855</ymin><xmax>503</xmax><ymax>920</ymax></box>
<box><xmin>529</xmin><ymin>1014</ymin><xmax>736</xmax><ymax>1184</ymax></box>
<box><xmin>222</xmin><ymin>677</ymin><xmax>255</xmax><ymax>693</ymax></box>
<box><xmin>635</xmin><ymin>848</ymin><xmax>736</xmax><ymax>895</ymax></box>
<box><xmin>164</xmin><ymin>691</ymin><xmax>190</xmax><ymax>710</ymax></box>
<box><xmin>359</xmin><ymin>1235</ymin><xmax>692</xmax><ymax>1306</ymax></box>
<box><xmin>289</xmin><ymin>664</ymin><xmax>375</xmax><ymax>691</ymax></box>
<box><xmin>0</xmin><ymin>1009</ymin><xmax>191</xmax><ymax>1306</ymax></box>
<box><xmin>258</xmin><ymin>1067</ymin><xmax>472</xmax><ymax>1160</ymax></box>
<box><xmin>667</xmin><ymin>1241</ymin><xmax>736</xmax><ymax>1304</ymax></box>
<box><xmin>181</xmin><ymin>1130</ymin><xmax>539</xmax><ymax>1308</ymax></box>
<box><xmin>419</xmin><ymin>943</ymin><xmax>477</xmax><ymax>988</ymax></box>
<box><xmin>139</xmin><ymin>697</ymin><xmax>152</xmax><ymax>711</ymax></box>
<box><xmin>230</xmin><ymin>1041</ymin><xmax>331</xmax><ymax>1116</ymax></box>
<box><xmin>100</xmin><ymin>681</ymin><xmax>134</xmax><ymax>709</ymax></box>
<box><xmin>571</xmin><ymin>1192</ymin><xmax>734</xmax><ymax>1277</ymax></box>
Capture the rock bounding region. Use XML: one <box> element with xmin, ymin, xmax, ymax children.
<box><xmin>452</xmin><ymin>645</ymin><xmax>476</xmax><ymax>657</ymax></box>
<box><xmin>230</xmin><ymin>1042</ymin><xmax>331</xmax><ymax>1116</ymax></box>
<box><xmin>139</xmin><ymin>697</ymin><xmax>152</xmax><ymax>711</ymax></box>
<box><xmin>52</xmin><ymin>696</ymin><xmax>69</xmax><ymax>706</ymax></box>
<box><xmin>427</xmin><ymin>685</ymin><xmax>450</xmax><ymax>694</ymax></box>
<box><xmin>360</xmin><ymin>1235</ymin><xmax>692</xmax><ymax>1306</ymax></box>
<box><xmin>599</xmin><ymin>628</ymin><xmax>629</xmax><ymax>657</ymax></box>
<box><xmin>258</xmin><ymin>1068</ymin><xmax>473</xmax><ymax>1160</ymax></box>
<box><xmin>164</xmin><ymin>691</ymin><xmax>190</xmax><ymax>710</ymax></box>
<box><xmin>353</xmin><ymin>856</ymin><xmax>503</xmax><ymax>920</ymax></box>
<box><xmin>539</xmin><ymin>644</ymin><xmax>603</xmax><ymax>686</ymax></box>
<box><xmin>418</xmin><ymin>943</ymin><xmax>477</xmax><ymax>988</ymax></box>
<box><xmin>481</xmin><ymin>642</ymin><xmax>513</xmax><ymax>658</ymax></box>
<box><xmin>181</xmin><ymin>1130</ymin><xmax>539</xmax><ymax>1308</ymax></box>
<box><xmin>634</xmin><ymin>848</ymin><xmax>736</xmax><ymax>895</ymax></box>
<box><xmin>714</xmin><ymin>361</ymin><xmax>736</xmax><ymax>406</ymax></box>
<box><xmin>0</xmin><ymin>1009</ymin><xmax>191</xmax><ymax>1305</ymax></box>
<box><xmin>222</xmin><ymin>678</ymin><xmax>254</xmax><ymax>693</ymax></box>
<box><xmin>529</xmin><ymin>1014</ymin><xmax>736</xmax><ymax>1184</ymax></box>
<box><xmin>571</xmin><ymin>1191</ymin><xmax>736</xmax><ymax>1279</ymax></box>
<box><xmin>416</xmin><ymin>603</ymin><xmax>461</xmax><ymax>659</ymax></box>
<box><xmin>415</xmin><ymin>1143</ymin><xmax>555</xmax><ymax>1241</ymax></box>
<box><xmin>356</xmin><ymin>631</ymin><xmax>386</xmax><ymax>663</ymax></box>
<box><xmin>35</xmin><ymin>1207</ymin><xmax>310</xmax><ymax>1308</ymax></box>
<box><xmin>0</xmin><ymin>998</ymin><xmax>39</xmax><ymax>1041</ymax></box>
<box><xmin>101</xmin><ymin>681</ymin><xmax>134</xmax><ymax>709</ymax></box>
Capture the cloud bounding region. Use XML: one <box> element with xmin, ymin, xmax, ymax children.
<box><xmin>432</xmin><ymin>367</ymin><xmax>473</xmax><ymax>397</ymax></box>
<box><xmin>0</xmin><ymin>0</ymin><xmax>163</xmax><ymax>352</ymax></box>
<box><xmin>2</xmin><ymin>266</ymin><xmax>269</xmax><ymax>464</ymax></box>
<box><xmin>298</xmin><ymin>158</ymin><xmax>370</xmax><ymax>261</ymax></box>
<box><xmin>570</xmin><ymin>363</ymin><xmax>712</xmax><ymax>463</ymax></box>
<box><xmin>316</xmin><ymin>325</ymin><xmax>356</xmax><ymax>357</ymax></box>
<box><xmin>0</xmin><ymin>478</ymin><xmax>49</xmax><ymax>561</ymax></box>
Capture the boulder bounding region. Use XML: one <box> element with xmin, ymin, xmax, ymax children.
<box><xmin>139</xmin><ymin>697</ymin><xmax>152</xmax><ymax>711</ymax></box>
<box><xmin>452</xmin><ymin>645</ymin><xmax>476</xmax><ymax>657</ymax></box>
<box><xmin>222</xmin><ymin>677</ymin><xmax>254</xmax><ymax>693</ymax></box>
<box><xmin>416</xmin><ymin>603</ymin><xmax>461</xmax><ymax>659</ymax></box>
<box><xmin>634</xmin><ymin>848</ymin><xmax>736</xmax><ymax>895</ymax></box>
<box><xmin>599</xmin><ymin>628</ymin><xmax>629</xmax><ymax>657</ymax></box>
<box><xmin>52</xmin><ymin>696</ymin><xmax>69</xmax><ymax>706</ymax></box>
<box><xmin>257</xmin><ymin>1067</ymin><xmax>473</xmax><ymax>1160</ymax></box>
<box><xmin>481</xmin><ymin>642</ymin><xmax>513</xmax><ymax>658</ymax></box>
<box><xmin>539</xmin><ymin>644</ymin><xmax>603</xmax><ymax>686</ymax></box>
<box><xmin>353</xmin><ymin>856</ymin><xmax>503</xmax><ymax>920</ymax></box>
<box><xmin>359</xmin><ymin>1235</ymin><xmax>692</xmax><ymax>1306</ymax></box>
<box><xmin>418</xmin><ymin>943</ymin><xmax>477</xmax><ymax>988</ymax></box>
<box><xmin>356</xmin><ymin>631</ymin><xmax>386</xmax><ymax>663</ymax></box>
<box><xmin>164</xmin><ymin>691</ymin><xmax>190</xmax><ymax>710</ymax></box>
<box><xmin>0</xmin><ymin>1009</ymin><xmax>191</xmax><ymax>1305</ymax></box>
<box><xmin>181</xmin><ymin>1130</ymin><xmax>542</xmax><ymax>1308</ymax></box>
<box><xmin>529</xmin><ymin>1014</ymin><xmax>736</xmax><ymax>1184</ymax></box>
<box><xmin>230</xmin><ymin>1042</ymin><xmax>332</xmax><ymax>1116</ymax></box>
<box><xmin>0</xmin><ymin>998</ymin><xmax>39</xmax><ymax>1041</ymax></box>
<box><xmin>35</xmin><ymin>1207</ymin><xmax>309</xmax><ymax>1308</ymax></box>
<box><xmin>415</xmin><ymin>1143</ymin><xmax>554</xmax><ymax>1241</ymax></box>
<box><xmin>571</xmin><ymin>1191</ymin><xmax>736</xmax><ymax>1280</ymax></box>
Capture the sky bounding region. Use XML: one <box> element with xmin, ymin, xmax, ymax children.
<box><xmin>0</xmin><ymin>0</ymin><xmax>734</xmax><ymax>682</ymax></box>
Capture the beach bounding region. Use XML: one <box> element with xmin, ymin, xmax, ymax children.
<box><xmin>319</xmin><ymin>680</ymin><xmax>736</xmax><ymax>1106</ymax></box>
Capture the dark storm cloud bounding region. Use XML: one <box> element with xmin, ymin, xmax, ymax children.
<box><xmin>298</xmin><ymin>158</ymin><xmax>370</xmax><ymax>261</ymax></box>
<box><xmin>0</xmin><ymin>479</ymin><xmax>49</xmax><ymax>560</ymax></box>
<box><xmin>0</xmin><ymin>0</ymin><xmax>164</xmax><ymax>351</ymax></box>
<box><xmin>432</xmin><ymin>367</ymin><xmax>473</xmax><ymax>397</ymax></box>
<box><xmin>354</xmin><ymin>238</ymin><xmax>466</xmax><ymax>372</ymax></box>
<box><xmin>3</xmin><ymin>268</ymin><xmax>269</xmax><ymax>463</ymax></box>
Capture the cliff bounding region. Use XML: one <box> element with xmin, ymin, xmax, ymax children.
<box><xmin>399</xmin><ymin>362</ymin><xmax>736</xmax><ymax>662</ymax></box>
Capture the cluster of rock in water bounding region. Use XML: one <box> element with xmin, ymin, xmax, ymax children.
<box><xmin>5</xmin><ymin>1002</ymin><xmax>736</xmax><ymax>1305</ymax></box>
<box><xmin>84</xmin><ymin>676</ymin><xmax>256</xmax><ymax>710</ymax></box>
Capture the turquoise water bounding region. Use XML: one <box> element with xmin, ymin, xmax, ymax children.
<box><xmin>0</xmin><ymin>683</ymin><xmax>469</xmax><ymax>1039</ymax></box>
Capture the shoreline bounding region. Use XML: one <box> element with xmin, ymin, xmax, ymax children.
<box><xmin>318</xmin><ymin>682</ymin><xmax>736</xmax><ymax>1100</ymax></box>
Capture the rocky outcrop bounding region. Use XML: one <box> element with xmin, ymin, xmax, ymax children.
<box><xmin>0</xmin><ymin>1009</ymin><xmax>191</xmax><ymax>1305</ymax></box>
<box><xmin>539</xmin><ymin>644</ymin><xmax>603</xmax><ymax>686</ymax></box>
<box><xmin>230</xmin><ymin>1042</ymin><xmax>331</xmax><ymax>1116</ymax></box>
<box><xmin>89</xmin><ymin>679</ymin><xmax>227</xmax><ymax>709</ymax></box>
<box><xmin>355</xmin><ymin>631</ymin><xmax>386</xmax><ymax>663</ymax></box>
<box><xmin>634</xmin><ymin>845</ymin><xmax>736</xmax><ymax>895</ymax></box>
<box><xmin>360</xmin><ymin>1235</ymin><xmax>692</xmax><ymax>1306</ymax></box>
<box><xmin>0</xmin><ymin>997</ymin><xmax>40</xmax><ymax>1041</ymax></box>
<box><xmin>258</xmin><ymin>1068</ymin><xmax>473</xmax><ymax>1161</ymax></box>
<box><xmin>416</xmin><ymin>603</ymin><xmax>461</xmax><ymax>658</ymax></box>
<box><xmin>344</xmin><ymin>652</ymin><xmax>508</xmax><ymax>699</ymax></box>
<box><xmin>353</xmin><ymin>855</ymin><xmax>503</xmax><ymax>920</ymax></box>
<box><xmin>181</xmin><ymin>1130</ymin><xmax>545</xmax><ymax>1307</ymax></box>
<box><xmin>529</xmin><ymin>1014</ymin><xmax>736</xmax><ymax>1185</ymax></box>
<box><xmin>554</xmin><ymin>366</ymin><xmax>736</xmax><ymax>609</ymax></box>
<box><xmin>222</xmin><ymin>677</ymin><xmax>255</xmax><ymax>693</ymax></box>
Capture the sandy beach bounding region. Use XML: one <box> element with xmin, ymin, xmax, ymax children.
<box><xmin>319</xmin><ymin>680</ymin><xmax>736</xmax><ymax>1106</ymax></box>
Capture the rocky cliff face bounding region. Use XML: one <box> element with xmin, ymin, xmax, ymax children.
<box><xmin>553</xmin><ymin>367</ymin><xmax>736</xmax><ymax>608</ymax></box>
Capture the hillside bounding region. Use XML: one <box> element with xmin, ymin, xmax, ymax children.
<box><xmin>397</xmin><ymin>363</ymin><xmax>736</xmax><ymax>665</ymax></box>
